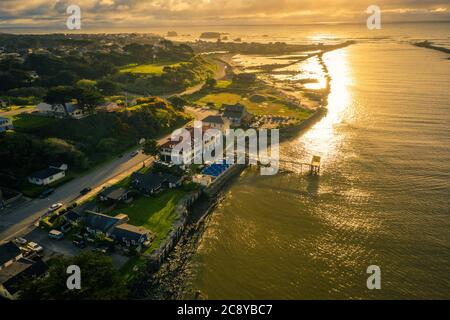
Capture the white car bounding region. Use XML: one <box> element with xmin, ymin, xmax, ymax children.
<box><xmin>27</xmin><ymin>242</ymin><xmax>43</xmax><ymax>253</ymax></box>
<box><xmin>48</xmin><ymin>203</ymin><xmax>63</xmax><ymax>212</ymax></box>
<box><xmin>14</xmin><ymin>237</ymin><xmax>27</xmax><ymax>245</ymax></box>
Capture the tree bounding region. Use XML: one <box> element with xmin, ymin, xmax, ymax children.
<box><xmin>74</xmin><ymin>80</ymin><xmax>104</xmax><ymax>114</ymax></box>
<box><xmin>19</xmin><ymin>252</ymin><xmax>129</xmax><ymax>300</ymax></box>
<box><xmin>97</xmin><ymin>79</ymin><xmax>120</xmax><ymax>96</ymax></box>
<box><xmin>205</xmin><ymin>77</ymin><xmax>217</xmax><ymax>89</ymax></box>
<box><xmin>142</xmin><ymin>139</ymin><xmax>159</xmax><ymax>156</ymax></box>
<box><xmin>169</xmin><ymin>96</ymin><xmax>187</xmax><ymax>111</ymax></box>
<box><xmin>44</xmin><ymin>86</ymin><xmax>76</xmax><ymax>117</ymax></box>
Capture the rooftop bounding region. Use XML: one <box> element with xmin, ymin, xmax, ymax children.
<box><xmin>100</xmin><ymin>185</ymin><xmax>130</xmax><ymax>201</ymax></box>
<box><xmin>0</xmin><ymin>258</ymin><xmax>47</xmax><ymax>295</ymax></box>
<box><xmin>84</xmin><ymin>211</ymin><xmax>122</xmax><ymax>233</ymax></box>
<box><xmin>0</xmin><ymin>242</ymin><xmax>21</xmax><ymax>267</ymax></box>
<box><xmin>202</xmin><ymin>115</ymin><xmax>225</xmax><ymax>124</ymax></box>
<box><xmin>29</xmin><ymin>167</ymin><xmax>64</xmax><ymax>180</ymax></box>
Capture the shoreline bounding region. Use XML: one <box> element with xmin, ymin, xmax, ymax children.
<box><xmin>137</xmin><ymin>103</ymin><xmax>329</xmax><ymax>300</ymax></box>
<box><xmin>135</xmin><ymin>44</ymin><xmax>337</xmax><ymax>299</ymax></box>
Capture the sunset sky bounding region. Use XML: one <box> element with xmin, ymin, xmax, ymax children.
<box><xmin>1</xmin><ymin>0</ymin><xmax>449</xmax><ymax>29</ymax></box>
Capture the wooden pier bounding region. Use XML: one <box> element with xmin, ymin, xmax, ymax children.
<box><xmin>237</xmin><ymin>152</ymin><xmax>322</xmax><ymax>176</ymax></box>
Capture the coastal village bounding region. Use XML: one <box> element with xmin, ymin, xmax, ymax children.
<box><xmin>0</xmin><ymin>33</ymin><xmax>332</xmax><ymax>299</ymax></box>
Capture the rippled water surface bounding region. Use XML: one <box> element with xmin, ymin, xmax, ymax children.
<box><xmin>184</xmin><ymin>42</ymin><xmax>450</xmax><ymax>299</ymax></box>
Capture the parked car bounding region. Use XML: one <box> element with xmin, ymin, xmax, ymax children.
<box><xmin>92</xmin><ymin>246</ymin><xmax>112</xmax><ymax>255</ymax></box>
<box><xmin>48</xmin><ymin>203</ymin><xmax>63</xmax><ymax>212</ymax></box>
<box><xmin>72</xmin><ymin>239</ymin><xmax>87</xmax><ymax>248</ymax></box>
<box><xmin>60</xmin><ymin>223</ymin><xmax>72</xmax><ymax>233</ymax></box>
<box><xmin>27</xmin><ymin>242</ymin><xmax>43</xmax><ymax>253</ymax></box>
<box><xmin>80</xmin><ymin>187</ymin><xmax>92</xmax><ymax>195</ymax></box>
<box><xmin>130</xmin><ymin>150</ymin><xmax>139</xmax><ymax>157</ymax></box>
<box><xmin>39</xmin><ymin>188</ymin><xmax>55</xmax><ymax>199</ymax></box>
<box><xmin>14</xmin><ymin>237</ymin><xmax>27</xmax><ymax>245</ymax></box>
<box><xmin>49</xmin><ymin>229</ymin><xmax>64</xmax><ymax>240</ymax></box>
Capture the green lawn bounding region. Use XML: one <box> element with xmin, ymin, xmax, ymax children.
<box><xmin>120</xmin><ymin>62</ymin><xmax>185</xmax><ymax>75</ymax></box>
<box><xmin>11</xmin><ymin>113</ymin><xmax>58</xmax><ymax>131</ymax></box>
<box><xmin>110</xmin><ymin>190</ymin><xmax>187</xmax><ymax>253</ymax></box>
<box><xmin>197</xmin><ymin>93</ymin><xmax>242</xmax><ymax>108</ymax></box>
<box><xmin>215</xmin><ymin>80</ymin><xmax>232</xmax><ymax>89</ymax></box>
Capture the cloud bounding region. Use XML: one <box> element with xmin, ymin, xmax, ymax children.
<box><xmin>0</xmin><ymin>0</ymin><xmax>449</xmax><ymax>29</ymax></box>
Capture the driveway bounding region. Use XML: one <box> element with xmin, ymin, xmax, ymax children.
<box><xmin>24</xmin><ymin>228</ymin><xmax>129</xmax><ymax>269</ymax></box>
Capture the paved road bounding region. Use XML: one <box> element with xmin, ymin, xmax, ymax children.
<box><xmin>0</xmin><ymin>108</ymin><xmax>217</xmax><ymax>244</ymax></box>
<box><xmin>0</xmin><ymin>106</ymin><xmax>36</xmax><ymax>117</ymax></box>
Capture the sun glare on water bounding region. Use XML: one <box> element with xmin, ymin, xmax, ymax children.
<box><xmin>291</xmin><ymin>48</ymin><xmax>353</xmax><ymax>171</ymax></box>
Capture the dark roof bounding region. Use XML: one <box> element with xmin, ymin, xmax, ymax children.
<box><xmin>29</xmin><ymin>167</ymin><xmax>64</xmax><ymax>180</ymax></box>
<box><xmin>0</xmin><ymin>258</ymin><xmax>48</xmax><ymax>295</ymax></box>
<box><xmin>131</xmin><ymin>172</ymin><xmax>170</xmax><ymax>191</ymax></box>
<box><xmin>100</xmin><ymin>186</ymin><xmax>129</xmax><ymax>200</ymax></box>
<box><xmin>84</xmin><ymin>212</ymin><xmax>121</xmax><ymax>233</ymax></box>
<box><xmin>72</xmin><ymin>201</ymin><xmax>98</xmax><ymax>215</ymax></box>
<box><xmin>202</xmin><ymin>115</ymin><xmax>224</xmax><ymax>124</ymax></box>
<box><xmin>111</xmin><ymin>224</ymin><xmax>149</xmax><ymax>242</ymax></box>
<box><xmin>223</xmin><ymin>104</ymin><xmax>246</xmax><ymax>119</ymax></box>
<box><xmin>63</xmin><ymin>210</ymin><xmax>82</xmax><ymax>222</ymax></box>
<box><xmin>0</xmin><ymin>242</ymin><xmax>21</xmax><ymax>266</ymax></box>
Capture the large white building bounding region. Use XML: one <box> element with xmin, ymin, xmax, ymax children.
<box><xmin>159</xmin><ymin>126</ymin><xmax>221</xmax><ymax>166</ymax></box>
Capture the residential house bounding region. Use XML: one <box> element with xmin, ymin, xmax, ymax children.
<box><xmin>0</xmin><ymin>242</ymin><xmax>22</xmax><ymax>271</ymax></box>
<box><xmin>72</xmin><ymin>200</ymin><xmax>99</xmax><ymax>215</ymax></box>
<box><xmin>131</xmin><ymin>172</ymin><xmax>182</xmax><ymax>195</ymax></box>
<box><xmin>84</xmin><ymin>211</ymin><xmax>129</xmax><ymax>235</ymax></box>
<box><xmin>0</xmin><ymin>258</ymin><xmax>47</xmax><ymax>300</ymax></box>
<box><xmin>36</xmin><ymin>102</ymin><xmax>87</xmax><ymax>119</ymax></box>
<box><xmin>49</xmin><ymin>163</ymin><xmax>68</xmax><ymax>171</ymax></box>
<box><xmin>222</xmin><ymin>104</ymin><xmax>253</xmax><ymax>127</ymax></box>
<box><xmin>201</xmin><ymin>115</ymin><xmax>229</xmax><ymax>133</ymax></box>
<box><xmin>111</xmin><ymin>224</ymin><xmax>151</xmax><ymax>247</ymax></box>
<box><xmin>0</xmin><ymin>117</ymin><xmax>13</xmax><ymax>133</ymax></box>
<box><xmin>99</xmin><ymin>186</ymin><xmax>132</xmax><ymax>203</ymax></box>
<box><xmin>63</xmin><ymin>210</ymin><xmax>82</xmax><ymax>225</ymax></box>
<box><xmin>28</xmin><ymin>167</ymin><xmax>66</xmax><ymax>186</ymax></box>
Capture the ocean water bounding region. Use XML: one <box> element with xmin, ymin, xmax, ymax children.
<box><xmin>183</xmin><ymin>33</ymin><xmax>450</xmax><ymax>299</ymax></box>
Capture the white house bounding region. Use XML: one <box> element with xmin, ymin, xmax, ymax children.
<box><xmin>36</xmin><ymin>102</ymin><xmax>87</xmax><ymax>119</ymax></box>
<box><xmin>159</xmin><ymin>126</ymin><xmax>221</xmax><ymax>166</ymax></box>
<box><xmin>28</xmin><ymin>168</ymin><xmax>66</xmax><ymax>186</ymax></box>
<box><xmin>0</xmin><ymin>117</ymin><xmax>13</xmax><ymax>133</ymax></box>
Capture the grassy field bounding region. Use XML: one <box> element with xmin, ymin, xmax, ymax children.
<box><xmin>215</xmin><ymin>80</ymin><xmax>232</xmax><ymax>89</ymax></box>
<box><xmin>110</xmin><ymin>190</ymin><xmax>187</xmax><ymax>253</ymax></box>
<box><xmin>120</xmin><ymin>62</ymin><xmax>185</xmax><ymax>75</ymax></box>
<box><xmin>11</xmin><ymin>113</ymin><xmax>58</xmax><ymax>131</ymax></box>
<box><xmin>197</xmin><ymin>93</ymin><xmax>242</xmax><ymax>107</ymax></box>
<box><xmin>191</xmin><ymin>91</ymin><xmax>311</xmax><ymax>119</ymax></box>
<box><xmin>185</xmin><ymin>78</ymin><xmax>312</xmax><ymax>119</ymax></box>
